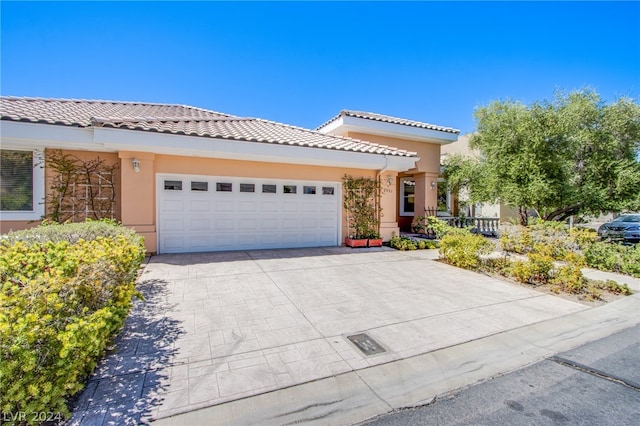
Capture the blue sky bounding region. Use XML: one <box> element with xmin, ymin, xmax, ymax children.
<box><xmin>1</xmin><ymin>1</ymin><xmax>639</xmax><ymax>134</ymax></box>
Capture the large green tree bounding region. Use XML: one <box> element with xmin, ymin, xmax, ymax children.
<box><xmin>445</xmin><ymin>90</ymin><xmax>640</xmax><ymax>225</ymax></box>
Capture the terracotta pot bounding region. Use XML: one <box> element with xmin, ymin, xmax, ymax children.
<box><xmin>345</xmin><ymin>237</ymin><xmax>368</xmax><ymax>248</ymax></box>
<box><xmin>367</xmin><ymin>238</ymin><xmax>383</xmax><ymax>247</ymax></box>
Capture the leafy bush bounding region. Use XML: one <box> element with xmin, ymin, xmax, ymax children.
<box><xmin>439</xmin><ymin>231</ymin><xmax>493</xmax><ymax>269</ymax></box>
<box><xmin>500</xmin><ymin>220</ymin><xmax>592</xmax><ymax>260</ymax></box>
<box><xmin>584</xmin><ymin>242</ymin><xmax>640</xmax><ymax>277</ymax></box>
<box><xmin>389</xmin><ymin>234</ymin><xmax>438</xmax><ymax>251</ymax></box>
<box><xmin>411</xmin><ymin>216</ymin><xmax>450</xmax><ymax>239</ymax></box>
<box><xmin>0</xmin><ymin>221</ymin><xmax>145</xmax><ymax>423</ymax></box>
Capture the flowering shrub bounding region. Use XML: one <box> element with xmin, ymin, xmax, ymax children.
<box><xmin>0</xmin><ymin>221</ymin><xmax>145</xmax><ymax>423</ymax></box>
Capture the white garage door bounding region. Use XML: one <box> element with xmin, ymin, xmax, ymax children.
<box><xmin>157</xmin><ymin>174</ymin><xmax>341</xmax><ymax>253</ymax></box>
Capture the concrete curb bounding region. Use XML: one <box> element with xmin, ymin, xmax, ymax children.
<box><xmin>151</xmin><ymin>292</ymin><xmax>640</xmax><ymax>425</ymax></box>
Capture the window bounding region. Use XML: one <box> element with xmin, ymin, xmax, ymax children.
<box><xmin>262</xmin><ymin>184</ymin><xmax>277</xmax><ymax>194</ymax></box>
<box><xmin>322</xmin><ymin>187</ymin><xmax>335</xmax><ymax>195</ymax></box>
<box><xmin>240</xmin><ymin>183</ymin><xmax>255</xmax><ymax>193</ymax></box>
<box><xmin>216</xmin><ymin>182</ymin><xmax>232</xmax><ymax>192</ymax></box>
<box><xmin>0</xmin><ymin>149</ymin><xmax>44</xmax><ymax>220</ymax></box>
<box><xmin>400</xmin><ymin>178</ymin><xmax>415</xmax><ymax>216</ymax></box>
<box><xmin>191</xmin><ymin>181</ymin><xmax>208</xmax><ymax>191</ymax></box>
<box><xmin>303</xmin><ymin>186</ymin><xmax>316</xmax><ymax>195</ymax></box>
<box><xmin>0</xmin><ymin>150</ymin><xmax>33</xmax><ymax>211</ymax></box>
<box><xmin>164</xmin><ymin>180</ymin><xmax>183</xmax><ymax>190</ymax></box>
<box><xmin>283</xmin><ymin>185</ymin><xmax>297</xmax><ymax>194</ymax></box>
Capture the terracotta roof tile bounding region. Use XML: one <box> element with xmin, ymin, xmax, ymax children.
<box><xmin>317</xmin><ymin>109</ymin><xmax>460</xmax><ymax>134</ymax></box>
<box><xmin>0</xmin><ymin>97</ymin><xmax>417</xmax><ymax>157</ymax></box>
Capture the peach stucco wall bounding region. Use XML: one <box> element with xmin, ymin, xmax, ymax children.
<box><xmin>345</xmin><ymin>132</ymin><xmax>441</xmax><ymax>174</ymax></box>
<box><xmin>45</xmin><ymin>149</ymin><xmax>122</xmax><ymax>222</ymax></box>
<box><xmin>0</xmin><ymin>220</ymin><xmax>37</xmax><ymax>234</ymax></box>
<box><xmin>2</xmin><ymin>149</ymin><xmax>401</xmax><ymax>250</ymax></box>
<box><xmin>346</xmin><ymin>132</ymin><xmax>442</xmax><ymax>222</ymax></box>
<box><xmin>118</xmin><ymin>152</ymin><xmax>388</xmax><ymax>253</ymax></box>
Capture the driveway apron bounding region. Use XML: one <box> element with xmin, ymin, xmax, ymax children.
<box><xmin>69</xmin><ymin>247</ymin><xmax>589</xmax><ymax>424</ymax></box>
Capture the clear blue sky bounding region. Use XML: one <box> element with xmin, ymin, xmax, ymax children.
<box><xmin>2</xmin><ymin>1</ymin><xmax>639</xmax><ymax>134</ymax></box>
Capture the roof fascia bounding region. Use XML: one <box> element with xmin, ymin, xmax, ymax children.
<box><xmin>1</xmin><ymin>121</ymin><xmax>104</xmax><ymax>151</ymax></box>
<box><xmin>318</xmin><ymin>115</ymin><xmax>458</xmax><ymax>145</ymax></box>
<box><xmin>94</xmin><ymin>127</ymin><xmax>417</xmax><ymax>171</ymax></box>
<box><xmin>0</xmin><ymin>121</ymin><xmax>418</xmax><ymax>171</ymax></box>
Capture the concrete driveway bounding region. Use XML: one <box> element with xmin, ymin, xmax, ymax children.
<box><xmin>70</xmin><ymin>247</ymin><xmax>595</xmax><ymax>424</ymax></box>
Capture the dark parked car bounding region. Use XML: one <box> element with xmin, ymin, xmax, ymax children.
<box><xmin>597</xmin><ymin>214</ymin><xmax>640</xmax><ymax>243</ymax></box>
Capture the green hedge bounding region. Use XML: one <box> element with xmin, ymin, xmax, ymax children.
<box><xmin>0</xmin><ymin>221</ymin><xmax>145</xmax><ymax>423</ymax></box>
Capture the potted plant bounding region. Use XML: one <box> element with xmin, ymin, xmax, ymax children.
<box><xmin>367</xmin><ymin>232</ymin><xmax>383</xmax><ymax>247</ymax></box>
<box><xmin>343</xmin><ymin>175</ymin><xmax>382</xmax><ymax>248</ymax></box>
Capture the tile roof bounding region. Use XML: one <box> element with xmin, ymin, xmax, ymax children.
<box><xmin>0</xmin><ymin>97</ymin><xmax>417</xmax><ymax>157</ymax></box>
<box><xmin>317</xmin><ymin>109</ymin><xmax>460</xmax><ymax>134</ymax></box>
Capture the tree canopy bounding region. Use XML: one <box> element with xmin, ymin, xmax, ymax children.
<box><xmin>444</xmin><ymin>89</ymin><xmax>640</xmax><ymax>225</ymax></box>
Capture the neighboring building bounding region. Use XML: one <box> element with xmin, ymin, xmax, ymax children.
<box><xmin>440</xmin><ymin>134</ymin><xmax>517</xmax><ymax>221</ymax></box>
<box><xmin>0</xmin><ymin>97</ymin><xmax>459</xmax><ymax>253</ymax></box>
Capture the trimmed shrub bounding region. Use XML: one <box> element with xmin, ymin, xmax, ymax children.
<box><xmin>439</xmin><ymin>231</ymin><xmax>493</xmax><ymax>269</ymax></box>
<box><xmin>0</xmin><ymin>221</ymin><xmax>145</xmax><ymax>423</ymax></box>
<box><xmin>584</xmin><ymin>242</ymin><xmax>640</xmax><ymax>278</ymax></box>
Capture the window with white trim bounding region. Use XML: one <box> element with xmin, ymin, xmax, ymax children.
<box><xmin>0</xmin><ymin>148</ymin><xmax>44</xmax><ymax>220</ymax></box>
<box><xmin>399</xmin><ymin>177</ymin><xmax>415</xmax><ymax>216</ymax></box>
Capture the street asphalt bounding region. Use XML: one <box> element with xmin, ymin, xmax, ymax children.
<box><xmin>362</xmin><ymin>323</ymin><xmax>640</xmax><ymax>425</ymax></box>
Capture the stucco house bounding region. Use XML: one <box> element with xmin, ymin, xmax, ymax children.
<box><xmin>0</xmin><ymin>97</ymin><xmax>459</xmax><ymax>253</ymax></box>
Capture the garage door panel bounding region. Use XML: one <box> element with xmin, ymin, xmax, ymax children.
<box><xmin>162</xmin><ymin>200</ymin><xmax>184</xmax><ymax>212</ymax></box>
<box><xmin>163</xmin><ymin>236</ymin><xmax>185</xmax><ymax>251</ymax></box>
<box><xmin>190</xmin><ymin>200</ymin><xmax>210</xmax><ymax>211</ymax></box>
<box><xmin>281</xmin><ymin>201</ymin><xmax>299</xmax><ymax>213</ymax></box>
<box><xmin>260</xmin><ymin>218</ymin><xmax>278</xmax><ymax>231</ymax></box>
<box><xmin>238</xmin><ymin>200</ymin><xmax>257</xmax><ymax>212</ymax></box>
<box><xmin>317</xmin><ymin>202</ymin><xmax>337</xmax><ymax>212</ymax></box>
<box><xmin>260</xmin><ymin>201</ymin><xmax>279</xmax><ymax>212</ymax></box>
<box><xmin>281</xmin><ymin>218</ymin><xmax>299</xmax><ymax>230</ymax></box>
<box><xmin>214</xmin><ymin>218</ymin><xmax>234</xmax><ymax>231</ymax></box>
<box><xmin>190</xmin><ymin>235</ymin><xmax>212</xmax><ymax>250</ymax></box>
<box><xmin>214</xmin><ymin>200</ymin><xmax>233</xmax><ymax>212</ymax></box>
<box><xmin>301</xmin><ymin>202</ymin><xmax>319</xmax><ymax>213</ymax></box>
<box><xmin>189</xmin><ymin>217</ymin><xmax>211</xmax><ymax>232</ymax></box>
<box><xmin>238</xmin><ymin>218</ymin><xmax>257</xmax><ymax>230</ymax></box>
<box><xmin>260</xmin><ymin>233</ymin><xmax>279</xmax><ymax>245</ymax></box>
<box><xmin>158</xmin><ymin>175</ymin><xmax>339</xmax><ymax>253</ymax></box>
<box><xmin>162</xmin><ymin>217</ymin><xmax>184</xmax><ymax>232</ymax></box>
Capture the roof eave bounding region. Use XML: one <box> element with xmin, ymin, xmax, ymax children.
<box><xmin>318</xmin><ymin>115</ymin><xmax>459</xmax><ymax>145</ymax></box>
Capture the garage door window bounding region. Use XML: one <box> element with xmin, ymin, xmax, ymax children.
<box><xmin>322</xmin><ymin>187</ymin><xmax>335</xmax><ymax>195</ymax></box>
<box><xmin>164</xmin><ymin>180</ymin><xmax>182</xmax><ymax>190</ymax></box>
<box><xmin>262</xmin><ymin>184</ymin><xmax>277</xmax><ymax>194</ymax></box>
<box><xmin>191</xmin><ymin>181</ymin><xmax>208</xmax><ymax>191</ymax></box>
<box><xmin>240</xmin><ymin>183</ymin><xmax>255</xmax><ymax>193</ymax></box>
<box><xmin>303</xmin><ymin>186</ymin><xmax>316</xmax><ymax>194</ymax></box>
<box><xmin>283</xmin><ymin>185</ymin><xmax>297</xmax><ymax>194</ymax></box>
<box><xmin>216</xmin><ymin>182</ymin><xmax>232</xmax><ymax>192</ymax></box>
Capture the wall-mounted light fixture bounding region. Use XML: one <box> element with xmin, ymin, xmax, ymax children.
<box><xmin>430</xmin><ymin>181</ymin><xmax>436</xmax><ymax>190</ymax></box>
<box><xmin>132</xmin><ymin>158</ymin><xmax>140</xmax><ymax>173</ymax></box>
<box><xmin>387</xmin><ymin>176</ymin><xmax>394</xmax><ymax>185</ymax></box>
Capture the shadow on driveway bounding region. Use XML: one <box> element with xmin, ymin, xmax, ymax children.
<box><xmin>69</xmin><ymin>278</ymin><xmax>184</xmax><ymax>425</ymax></box>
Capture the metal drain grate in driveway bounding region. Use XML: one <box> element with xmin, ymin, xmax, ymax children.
<box><xmin>347</xmin><ymin>333</ymin><xmax>386</xmax><ymax>356</ymax></box>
